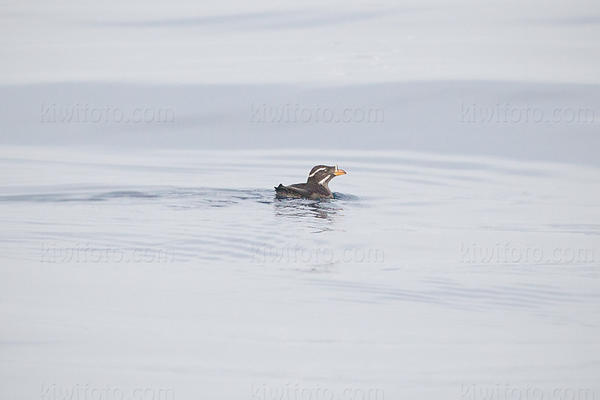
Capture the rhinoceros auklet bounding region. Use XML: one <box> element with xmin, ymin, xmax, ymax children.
<box><xmin>275</xmin><ymin>165</ymin><xmax>347</xmax><ymax>199</ymax></box>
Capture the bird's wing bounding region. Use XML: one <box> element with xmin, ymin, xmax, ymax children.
<box><xmin>274</xmin><ymin>183</ymin><xmax>312</xmax><ymax>198</ymax></box>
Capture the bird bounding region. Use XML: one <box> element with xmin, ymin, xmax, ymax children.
<box><xmin>275</xmin><ymin>165</ymin><xmax>347</xmax><ymax>199</ymax></box>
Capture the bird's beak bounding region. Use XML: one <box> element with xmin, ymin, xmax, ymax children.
<box><xmin>334</xmin><ymin>168</ymin><xmax>347</xmax><ymax>176</ymax></box>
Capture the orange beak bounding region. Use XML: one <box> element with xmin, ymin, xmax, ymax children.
<box><xmin>334</xmin><ymin>168</ymin><xmax>347</xmax><ymax>176</ymax></box>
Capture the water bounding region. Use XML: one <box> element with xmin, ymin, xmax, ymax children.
<box><xmin>1</xmin><ymin>146</ymin><xmax>600</xmax><ymax>399</ymax></box>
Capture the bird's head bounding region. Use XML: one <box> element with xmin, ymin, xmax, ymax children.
<box><xmin>306</xmin><ymin>165</ymin><xmax>347</xmax><ymax>186</ymax></box>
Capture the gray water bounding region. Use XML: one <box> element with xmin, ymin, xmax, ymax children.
<box><xmin>1</xmin><ymin>146</ymin><xmax>600</xmax><ymax>399</ymax></box>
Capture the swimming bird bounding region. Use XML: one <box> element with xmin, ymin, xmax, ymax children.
<box><xmin>275</xmin><ymin>165</ymin><xmax>347</xmax><ymax>199</ymax></box>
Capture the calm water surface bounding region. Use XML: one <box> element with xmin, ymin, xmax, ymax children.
<box><xmin>1</xmin><ymin>147</ymin><xmax>599</xmax><ymax>399</ymax></box>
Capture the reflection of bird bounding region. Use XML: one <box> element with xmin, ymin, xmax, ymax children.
<box><xmin>274</xmin><ymin>197</ymin><xmax>339</xmax><ymax>221</ymax></box>
<box><xmin>275</xmin><ymin>165</ymin><xmax>347</xmax><ymax>199</ymax></box>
